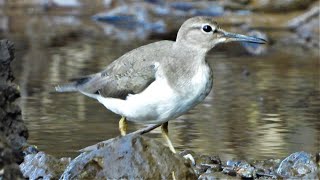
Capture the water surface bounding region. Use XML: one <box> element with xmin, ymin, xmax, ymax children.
<box><xmin>10</xmin><ymin>37</ymin><xmax>319</xmax><ymax>160</ymax></box>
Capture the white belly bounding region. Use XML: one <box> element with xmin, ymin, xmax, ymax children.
<box><xmin>96</xmin><ymin>64</ymin><xmax>211</xmax><ymax>124</ymax></box>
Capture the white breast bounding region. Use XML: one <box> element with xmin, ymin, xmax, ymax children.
<box><xmin>190</xmin><ymin>64</ymin><xmax>211</xmax><ymax>100</ymax></box>
<box><xmin>175</xmin><ymin>64</ymin><xmax>211</xmax><ymax>116</ymax></box>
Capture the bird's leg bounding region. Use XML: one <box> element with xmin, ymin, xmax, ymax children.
<box><xmin>119</xmin><ymin>116</ymin><xmax>127</xmax><ymax>136</ymax></box>
<box><xmin>161</xmin><ymin>122</ymin><xmax>176</xmax><ymax>153</ymax></box>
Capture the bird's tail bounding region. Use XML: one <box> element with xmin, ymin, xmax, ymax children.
<box><xmin>55</xmin><ymin>83</ymin><xmax>77</xmax><ymax>92</ymax></box>
<box><xmin>55</xmin><ymin>76</ymin><xmax>92</xmax><ymax>93</ymax></box>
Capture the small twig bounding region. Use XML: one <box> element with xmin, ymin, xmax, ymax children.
<box><xmin>130</xmin><ymin>124</ymin><xmax>162</xmax><ymax>135</ymax></box>
<box><xmin>79</xmin><ymin>123</ymin><xmax>162</xmax><ymax>152</ymax></box>
<box><xmin>256</xmin><ymin>172</ymin><xmax>277</xmax><ymax>178</ymax></box>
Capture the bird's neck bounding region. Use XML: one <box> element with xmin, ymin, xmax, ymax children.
<box><xmin>172</xmin><ymin>42</ymin><xmax>208</xmax><ymax>64</ymax></box>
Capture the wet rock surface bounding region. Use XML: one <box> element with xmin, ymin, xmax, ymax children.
<box><xmin>180</xmin><ymin>150</ymin><xmax>319</xmax><ymax>179</ymax></box>
<box><xmin>17</xmin><ymin>139</ymin><xmax>320</xmax><ymax>179</ymax></box>
<box><xmin>61</xmin><ymin>134</ymin><xmax>196</xmax><ymax>179</ymax></box>
<box><xmin>277</xmin><ymin>151</ymin><xmax>318</xmax><ymax>178</ymax></box>
<box><xmin>92</xmin><ymin>2</ymin><xmax>167</xmax><ymax>41</ymax></box>
<box><xmin>20</xmin><ymin>151</ymin><xmax>71</xmax><ymax>180</ymax></box>
<box><xmin>0</xmin><ymin>39</ymin><xmax>27</xmax><ymax>179</ymax></box>
<box><xmin>251</xmin><ymin>159</ymin><xmax>280</xmax><ymax>178</ymax></box>
<box><xmin>282</xmin><ymin>5</ymin><xmax>320</xmax><ymax>48</ymax></box>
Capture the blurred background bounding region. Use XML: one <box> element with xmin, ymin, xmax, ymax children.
<box><xmin>0</xmin><ymin>0</ymin><xmax>319</xmax><ymax>160</ymax></box>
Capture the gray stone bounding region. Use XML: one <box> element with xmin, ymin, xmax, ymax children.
<box><xmin>198</xmin><ymin>171</ymin><xmax>237</xmax><ymax>180</ymax></box>
<box><xmin>223</xmin><ymin>160</ymin><xmax>256</xmax><ymax>178</ymax></box>
<box><xmin>280</xmin><ymin>4</ymin><xmax>320</xmax><ymax>48</ymax></box>
<box><xmin>61</xmin><ymin>134</ymin><xmax>196</xmax><ymax>179</ymax></box>
<box><xmin>192</xmin><ymin>154</ymin><xmax>222</xmax><ymax>176</ymax></box>
<box><xmin>92</xmin><ymin>2</ymin><xmax>167</xmax><ymax>41</ymax></box>
<box><xmin>20</xmin><ymin>151</ymin><xmax>71</xmax><ymax>180</ymax></box>
<box><xmin>251</xmin><ymin>159</ymin><xmax>280</xmax><ymax>178</ymax></box>
<box><xmin>277</xmin><ymin>151</ymin><xmax>318</xmax><ymax>178</ymax></box>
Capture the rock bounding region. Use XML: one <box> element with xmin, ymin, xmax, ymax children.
<box><xmin>92</xmin><ymin>2</ymin><xmax>166</xmax><ymax>40</ymax></box>
<box><xmin>22</xmin><ymin>145</ymin><xmax>39</xmax><ymax>156</ymax></box>
<box><xmin>93</xmin><ymin>2</ymin><xmax>166</xmax><ymax>30</ymax></box>
<box><xmin>20</xmin><ymin>151</ymin><xmax>71</xmax><ymax>180</ymax></box>
<box><xmin>0</xmin><ymin>39</ymin><xmax>27</xmax><ymax>179</ymax></box>
<box><xmin>287</xmin><ymin>5</ymin><xmax>319</xmax><ymax>29</ymax></box>
<box><xmin>222</xmin><ymin>166</ymin><xmax>237</xmax><ymax>176</ymax></box>
<box><xmin>198</xmin><ymin>171</ymin><xmax>238</xmax><ymax>180</ymax></box>
<box><xmin>250</xmin><ymin>0</ymin><xmax>316</xmax><ymax>12</ymax></box>
<box><xmin>0</xmin><ymin>40</ymin><xmax>14</xmax><ymax>80</ymax></box>
<box><xmin>61</xmin><ymin>134</ymin><xmax>196</xmax><ymax>179</ymax></box>
<box><xmin>0</xmin><ymin>40</ymin><xmax>28</xmax><ymax>152</ymax></box>
<box><xmin>0</xmin><ymin>136</ymin><xmax>24</xmax><ymax>180</ymax></box>
<box><xmin>277</xmin><ymin>151</ymin><xmax>318</xmax><ymax>178</ymax></box>
<box><xmin>271</xmin><ymin>4</ymin><xmax>319</xmax><ymax>49</ymax></box>
<box><xmin>235</xmin><ymin>161</ymin><xmax>255</xmax><ymax>179</ymax></box>
<box><xmin>195</xmin><ymin>152</ymin><xmax>319</xmax><ymax>179</ymax></box>
<box><xmin>287</xmin><ymin>5</ymin><xmax>319</xmax><ymax>48</ymax></box>
<box><xmin>179</xmin><ymin>151</ymin><xmax>223</xmax><ymax>177</ymax></box>
<box><xmin>251</xmin><ymin>159</ymin><xmax>280</xmax><ymax>178</ymax></box>
<box><xmin>91</xmin><ymin>1</ymin><xmax>226</xmax><ymax>40</ymax></box>
<box><xmin>222</xmin><ymin>160</ymin><xmax>256</xmax><ymax>178</ymax></box>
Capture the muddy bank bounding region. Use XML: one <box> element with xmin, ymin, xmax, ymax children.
<box><xmin>0</xmin><ymin>40</ymin><xmax>28</xmax><ymax>179</ymax></box>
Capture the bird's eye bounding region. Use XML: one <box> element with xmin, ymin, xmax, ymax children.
<box><xmin>202</xmin><ymin>25</ymin><xmax>212</xmax><ymax>33</ymax></box>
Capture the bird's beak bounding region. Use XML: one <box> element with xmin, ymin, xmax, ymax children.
<box><xmin>220</xmin><ymin>30</ymin><xmax>267</xmax><ymax>44</ymax></box>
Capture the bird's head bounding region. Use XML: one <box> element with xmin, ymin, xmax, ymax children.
<box><xmin>176</xmin><ymin>16</ymin><xmax>266</xmax><ymax>52</ymax></box>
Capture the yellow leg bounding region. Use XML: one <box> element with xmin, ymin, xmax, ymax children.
<box><xmin>119</xmin><ymin>116</ymin><xmax>127</xmax><ymax>136</ymax></box>
<box><xmin>161</xmin><ymin>122</ymin><xmax>176</xmax><ymax>153</ymax></box>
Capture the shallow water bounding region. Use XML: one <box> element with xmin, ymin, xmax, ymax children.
<box><xmin>9</xmin><ymin>36</ymin><xmax>319</xmax><ymax>161</ymax></box>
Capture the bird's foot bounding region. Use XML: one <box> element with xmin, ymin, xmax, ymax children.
<box><xmin>119</xmin><ymin>116</ymin><xmax>127</xmax><ymax>136</ymax></box>
<box><xmin>161</xmin><ymin>122</ymin><xmax>177</xmax><ymax>154</ymax></box>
